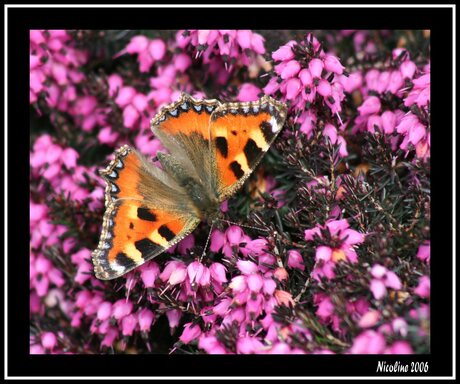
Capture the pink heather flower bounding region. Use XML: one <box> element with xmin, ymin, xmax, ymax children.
<box><xmin>381</xmin><ymin>110</ymin><xmax>397</xmax><ymax>134</ymax></box>
<box><xmin>41</xmin><ymin>332</ymin><xmax>57</xmax><ymax>350</ymax></box>
<box><xmin>166</xmin><ymin>309</ymin><xmax>182</xmax><ymax>331</ymax></box>
<box><xmin>123</xmin><ymin>104</ymin><xmax>140</xmax><ymax>128</ymax></box>
<box><xmin>160</xmin><ymin>261</ymin><xmax>187</xmax><ymax>285</ymax></box>
<box><xmin>237</xmin><ymin>83</ymin><xmax>261</xmax><ymax>102</ymax></box>
<box><xmin>299</xmin><ymin>68</ymin><xmax>313</xmax><ymax>86</ymax></box>
<box><xmin>247</xmin><ymin>274</ymin><xmax>264</xmax><ymax>293</ymax></box>
<box><xmin>414</xmin><ymin>276</ymin><xmax>430</xmax><ymax>298</ymax></box>
<box><xmin>121</xmin><ymin>314</ymin><xmax>137</xmax><ymax>336</ymax></box>
<box><xmin>323</xmin><ymin>54</ymin><xmax>345</xmax><ymax>75</ymax></box>
<box><xmin>349</xmin><ymin>330</ymin><xmax>386</xmax><ymax>354</ymax></box>
<box><xmin>112</xmin><ymin>299</ymin><xmax>133</xmax><ymax>320</ymax></box>
<box><xmin>281</xmin><ymin>60</ymin><xmax>301</xmax><ymax>79</ymax></box>
<box><xmin>115</xmin><ymin>86</ymin><xmax>136</xmax><ymax>108</ymax></box>
<box><xmin>317</xmin><ymin>79</ymin><xmax>332</xmax><ymax>97</ymax></box>
<box><xmin>358</xmin><ymin>96</ymin><xmax>381</xmax><ymax>115</ymax></box>
<box><xmin>358</xmin><ymin>310</ymin><xmax>381</xmax><ymax>328</ymax></box>
<box><xmin>237</xmin><ymin>336</ymin><xmax>265</xmax><ymax>354</ymax></box>
<box><xmin>274</xmin><ymin>290</ymin><xmax>294</xmax><ymax>307</ymax></box>
<box><xmin>272</xmin><ymin>41</ymin><xmax>296</xmax><ymax>61</ymax></box>
<box><xmin>392</xmin><ymin>317</ymin><xmax>408</xmax><ymax>337</ymax></box>
<box><xmin>367</xmin><ymin>114</ymin><xmax>383</xmax><ymax>133</ymax></box>
<box><xmin>309</xmin><ymin>58</ymin><xmax>324</xmax><ymax>78</ymax></box>
<box><xmin>229</xmin><ymin>275</ymin><xmax>247</xmax><ymax>293</ymax></box>
<box><xmin>370</xmin><ymin>264</ymin><xmax>402</xmax><ymax>300</ymax></box>
<box><xmin>405</xmin><ymin>73</ymin><xmax>430</xmax><ymax>108</ymax></box>
<box><xmin>96</xmin><ymin>302</ymin><xmax>112</xmax><ymax>322</ymax></box>
<box><xmin>210</xmin><ymin>229</ymin><xmax>225</xmax><ymax>252</ymax></box>
<box><xmin>140</xmin><ymin>262</ymin><xmax>160</xmax><ymax>288</ymax></box>
<box><xmin>30</xmin><ymin>344</ymin><xmax>45</xmax><ymax>355</ymax></box>
<box><xmin>316</xmin><ymin>296</ymin><xmax>334</xmax><ymax>322</ymax></box>
<box><xmin>213</xmin><ymin>297</ymin><xmax>232</xmax><ymax>316</ymax></box>
<box><xmin>416</xmin><ymin>241</ymin><xmax>430</xmax><ymax>264</ymax></box>
<box><xmin>263</xmin><ymin>77</ymin><xmax>280</xmax><ymax>95</ymax></box>
<box><xmin>337</xmin><ymin>72</ymin><xmax>363</xmax><ymax>93</ymax></box>
<box><xmin>178</xmin><ymin>29</ymin><xmax>265</xmax><ymax>71</ymax></box>
<box><xmin>305</xmin><ymin>219</ymin><xmax>364</xmax><ymax>281</ymax></box>
<box><xmin>187</xmin><ymin>261</ymin><xmax>210</xmax><ymax>287</ymax></box>
<box><xmin>108</xmin><ymin>74</ymin><xmax>123</xmax><ymax>97</ymax></box>
<box><xmin>365</xmin><ymin>69</ymin><xmax>380</xmax><ymax>90</ymax></box>
<box><xmin>287</xmin><ymin>250</ymin><xmax>305</xmax><ymax>271</ymax></box>
<box><xmin>400</xmin><ymin>60</ymin><xmax>417</xmax><ymax>79</ymax></box>
<box><xmin>125</xmin><ymin>35</ymin><xmax>149</xmax><ymax>54</ymax></box>
<box><xmin>250</xmin><ymin>33</ymin><xmax>265</xmax><ymax>54</ymax></box>
<box><xmin>263</xmin><ymin>278</ymin><xmax>277</xmax><ymax>296</ymax></box>
<box><xmin>385</xmin><ymin>341</ymin><xmax>413</xmax><ymax>354</ymax></box>
<box><xmin>180</xmin><ymin>323</ymin><xmax>202</xmax><ymax>344</ymax></box>
<box><xmin>101</xmin><ymin>328</ymin><xmax>118</xmax><ymax>348</ymax></box>
<box><xmin>226</xmin><ymin>225</ymin><xmax>244</xmax><ymax>244</ymax></box>
<box><xmin>387</xmin><ymin>70</ymin><xmax>404</xmax><ymax>94</ymax></box>
<box><xmin>138</xmin><ymin>308</ymin><xmax>154</xmax><ymax>332</ymax></box>
<box><xmin>148</xmin><ymin>39</ymin><xmax>166</xmax><ymax>60</ymax></box>
<box><xmin>236</xmin><ymin>260</ymin><xmax>259</xmax><ymax>275</ymax></box>
<box><xmin>210</xmin><ymin>262</ymin><xmax>228</xmax><ymax>283</ymax></box>
<box><xmin>173</xmin><ymin>52</ymin><xmax>192</xmax><ymax>72</ymax></box>
<box><xmin>237</xmin><ymin>30</ymin><xmax>252</xmax><ymax>49</ymax></box>
<box><xmin>376</xmin><ymin>71</ymin><xmax>391</xmax><ymax>93</ymax></box>
<box><xmin>199</xmin><ymin>335</ymin><xmax>227</xmax><ymax>354</ymax></box>
<box><xmin>273</xmin><ymin>267</ymin><xmax>288</xmax><ymax>282</ymax></box>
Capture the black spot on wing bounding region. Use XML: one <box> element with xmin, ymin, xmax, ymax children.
<box><xmin>137</xmin><ymin>208</ymin><xmax>157</xmax><ymax>222</ymax></box>
<box><xmin>260</xmin><ymin>121</ymin><xmax>275</xmax><ymax>143</ymax></box>
<box><xmin>229</xmin><ymin>161</ymin><xmax>244</xmax><ymax>179</ymax></box>
<box><xmin>116</xmin><ymin>252</ymin><xmax>136</xmax><ymax>268</ymax></box>
<box><xmin>158</xmin><ymin>225</ymin><xmax>176</xmax><ymax>242</ymax></box>
<box><xmin>243</xmin><ymin>139</ymin><xmax>263</xmax><ymax>167</ymax></box>
<box><xmin>135</xmin><ymin>238</ymin><xmax>161</xmax><ymax>259</ymax></box>
<box><xmin>129</xmin><ymin>222</ymin><xmax>134</xmax><ymax>229</ymax></box>
<box><xmin>215</xmin><ymin>137</ymin><xmax>228</xmax><ymax>158</ymax></box>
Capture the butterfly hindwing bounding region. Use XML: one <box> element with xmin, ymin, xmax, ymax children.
<box><xmin>92</xmin><ymin>145</ymin><xmax>200</xmax><ymax>280</ymax></box>
<box><xmin>92</xmin><ymin>199</ymin><xmax>200</xmax><ymax>280</ymax></box>
<box><xmin>209</xmin><ymin>95</ymin><xmax>287</xmax><ymax>201</ymax></box>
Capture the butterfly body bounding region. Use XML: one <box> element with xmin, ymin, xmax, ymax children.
<box><xmin>92</xmin><ymin>93</ymin><xmax>287</xmax><ymax>280</ymax></box>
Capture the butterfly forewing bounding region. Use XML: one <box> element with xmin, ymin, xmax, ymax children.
<box><xmin>209</xmin><ymin>95</ymin><xmax>287</xmax><ymax>201</ymax></box>
<box><xmin>150</xmin><ymin>93</ymin><xmax>221</xmax><ymax>188</ymax></box>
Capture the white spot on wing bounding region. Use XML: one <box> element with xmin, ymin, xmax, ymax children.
<box><xmin>111</xmin><ymin>263</ymin><xmax>125</xmax><ymax>273</ymax></box>
<box><xmin>270</xmin><ymin>117</ymin><xmax>281</xmax><ymax>133</ymax></box>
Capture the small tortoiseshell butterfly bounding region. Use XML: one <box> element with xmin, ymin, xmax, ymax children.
<box><xmin>92</xmin><ymin>93</ymin><xmax>287</xmax><ymax>280</ymax></box>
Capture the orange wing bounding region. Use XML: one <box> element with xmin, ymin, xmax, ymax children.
<box><xmin>92</xmin><ymin>146</ymin><xmax>200</xmax><ymax>280</ymax></box>
<box><xmin>92</xmin><ymin>198</ymin><xmax>199</xmax><ymax>280</ymax></box>
<box><xmin>150</xmin><ymin>93</ymin><xmax>221</xmax><ymax>187</ymax></box>
<box><xmin>209</xmin><ymin>95</ymin><xmax>287</xmax><ymax>201</ymax></box>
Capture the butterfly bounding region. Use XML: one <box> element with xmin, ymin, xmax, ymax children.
<box><xmin>92</xmin><ymin>93</ymin><xmax>287</xmax><ymax>280</ymax></box>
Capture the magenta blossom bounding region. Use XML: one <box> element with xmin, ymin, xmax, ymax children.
<box><xmin>304</xmin><ymin>219</ymin><xmax>365</xmax><ymax>281</ymax></box>
<box><xmin>369</xmin><ymin>264</ymin><xmax>402</xmax><ymax>300</ymax></box>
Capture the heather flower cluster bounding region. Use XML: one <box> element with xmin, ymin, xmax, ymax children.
<box><xmin>30</xmin><ymin>30</ymin><xmax>430</xmax><ymax>355</ymax></box>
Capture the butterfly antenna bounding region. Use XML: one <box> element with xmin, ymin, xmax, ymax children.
<box><xmin>200</xmin><ymin>221</ymin><xmax>214</xmax><ymax>261</ymax></box>
<box><xmin>217</xmin><ymin>218</ymin><xmax>270</xmax><ymax>233</ymax></box>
